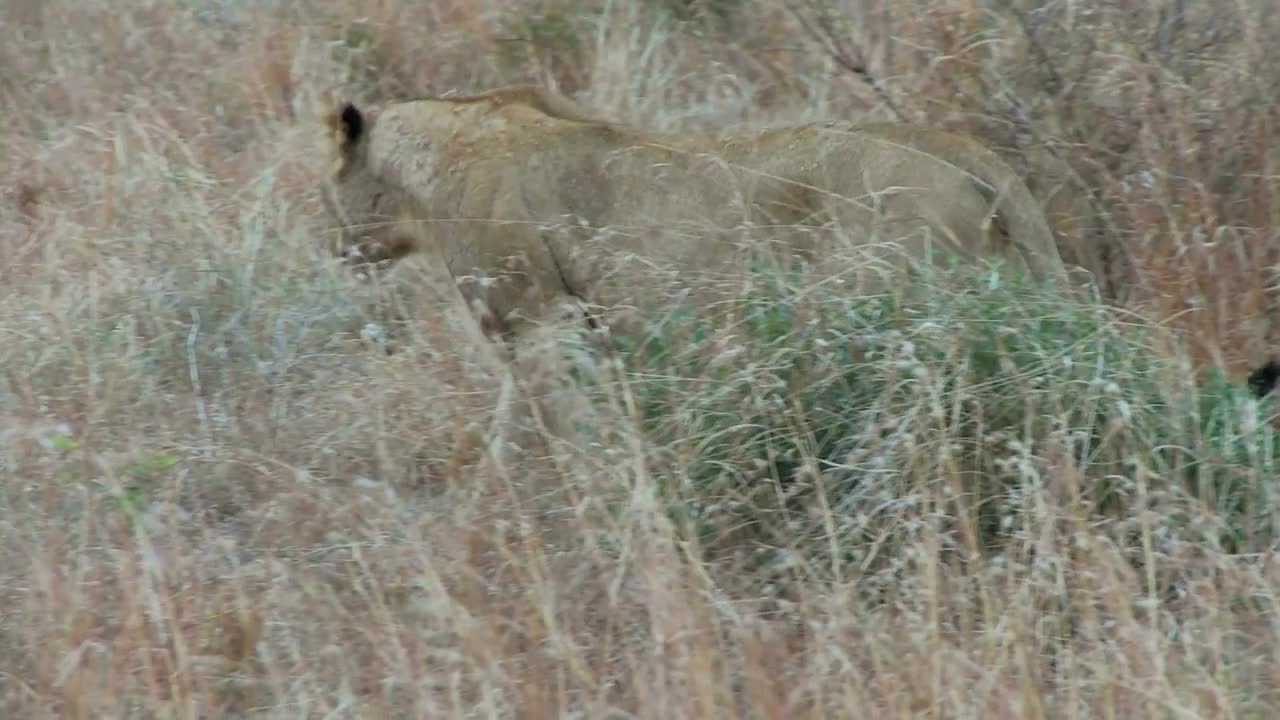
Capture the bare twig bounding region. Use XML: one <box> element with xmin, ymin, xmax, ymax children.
<box><xmin>783</xmin><ymin>0</ymin><xmax>909</xmax><ymax>122</ymax></box>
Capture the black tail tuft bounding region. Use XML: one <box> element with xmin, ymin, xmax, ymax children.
<box><xmin>1247</xmin><ymin>359</ymin><xmax>1280</xmax><ymax>398</ymax></box>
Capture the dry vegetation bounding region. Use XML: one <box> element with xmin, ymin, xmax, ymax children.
<box><xmin>3</xmin><ymin>0</ymin><xmax>1280</xmax><ymax>717</ymax></box>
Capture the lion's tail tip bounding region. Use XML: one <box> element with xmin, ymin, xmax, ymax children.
<box><xmin>1247</xmin><ymin>359</ymin><xmax>1280</xmax><ymax>399</ymax></box>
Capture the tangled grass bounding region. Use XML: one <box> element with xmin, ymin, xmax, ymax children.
<box><xmin>3</xmin><ymin>0</ymin><xmax>1280</xmax><ymax>716</ymax></box>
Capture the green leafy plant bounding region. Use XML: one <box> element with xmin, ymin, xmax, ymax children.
<box><xmin>611</xmin><ymin>262</ymin><xmax>1278</xmax><ymax>567</ymax></box>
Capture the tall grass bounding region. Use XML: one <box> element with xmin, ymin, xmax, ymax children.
<box><xmin>2</xmin><ymin>0</ymin><xmax>1279</xmax><ymax>716</ymax></box>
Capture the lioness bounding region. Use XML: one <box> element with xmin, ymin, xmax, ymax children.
<box><xmin>320</xmin><ymin>84</ymin><xmax>1072</xmax><ymax>342</ymax></box>
<box><xmin>318</xmin><ymin>84</ymin><xmax>1074</xmax><ymax>463</ymax></box>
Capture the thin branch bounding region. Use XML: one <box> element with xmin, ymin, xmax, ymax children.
<box><xmin>783</xmin><ymin>0</ymin><xmax>909</xmax><ymax>122</ymax></box>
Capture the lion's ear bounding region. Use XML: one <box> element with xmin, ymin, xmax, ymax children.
<box><xmin>324</xmin><ymin>97</ymin><xmax>364</xmax><ymax>152</ymax></box>
<box><xmin>339</xmin><ymin>103</ymin><xmax>364</xmax><ymax>147</ymax></box>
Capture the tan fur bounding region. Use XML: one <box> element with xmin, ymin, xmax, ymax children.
<box><xmin>319</xmin><ymin>84</ymin><xmax>1074</xmax><ymax>462</ymax></box>
<box><xmin>321</xmin><ymin>84</ymin><xmax>1072</xmax><ymax>336</ymax></box>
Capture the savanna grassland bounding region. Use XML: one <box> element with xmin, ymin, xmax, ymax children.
<box><xmin>3</xmin><ymin>1</ymin><xmax>1280</xmax><ymax>717</ymax></box>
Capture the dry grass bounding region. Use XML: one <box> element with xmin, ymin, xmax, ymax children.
<box><xmin>3</xmin><ymin>0</ymin><xmax>1280</xmax><ymax>717</ymax></box>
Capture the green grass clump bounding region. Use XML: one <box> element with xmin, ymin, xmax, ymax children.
<box><xmin>611</xmin><ymin>262</ymin><xmax>1278</xmax><ymax>573</ymax></box>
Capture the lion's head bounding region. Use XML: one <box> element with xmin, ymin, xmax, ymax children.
<box><xmin>318</xmin><ymin>85</ymin><xmax>622</xmax><ymax>272</ymax></box>
<box><xmin>320</xmin><ymin>100</ymin><xmax>417</xmax><ymax>268</ymax></box>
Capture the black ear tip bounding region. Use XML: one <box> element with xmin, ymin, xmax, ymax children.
<box><xmin>1247</xmin><ymin>359</ymin><xmax>1280</xmax><ymax>398</ymax></box>
<box><xmin>339</xmin><ymin>102</ymin><xmax>363</xmax><ymax>144</ymax></box>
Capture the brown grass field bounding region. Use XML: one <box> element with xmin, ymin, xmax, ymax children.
<box><xmin>3</xmin><ymin>0</ymin><xmax>1280</xmax><ymax>717</ymax></box>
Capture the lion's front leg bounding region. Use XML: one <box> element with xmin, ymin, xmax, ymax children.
<box><xmin>443</xmin><ymin>219</ymin><xmax>610</xmax><ymax>467</ymax></box>
<box><xmin>446</xmin><ymin>284</ymin><xmax>598</xmax><ymax>470</ymax></box>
